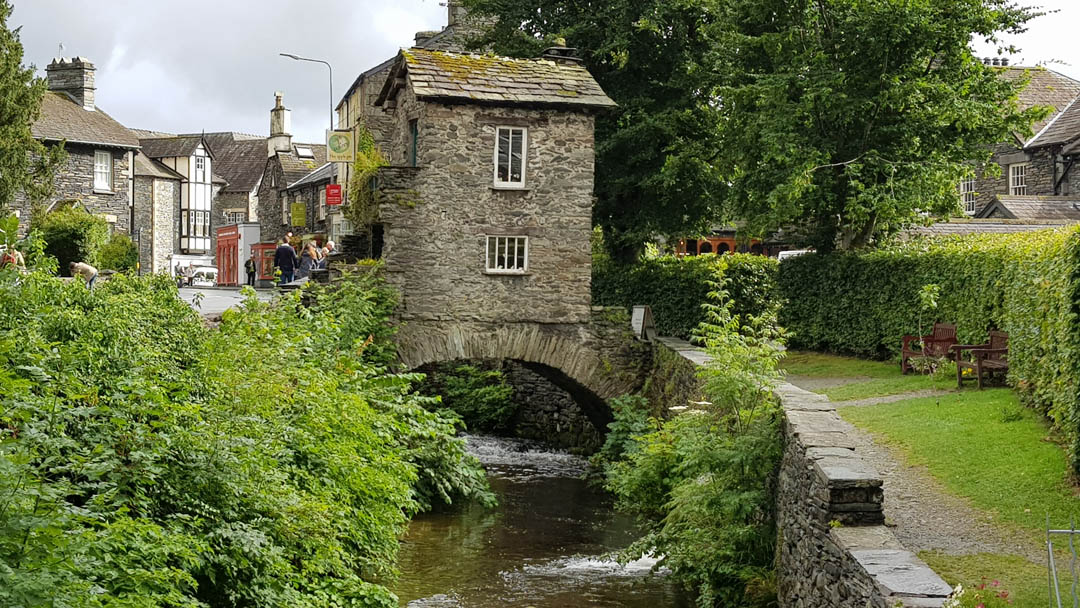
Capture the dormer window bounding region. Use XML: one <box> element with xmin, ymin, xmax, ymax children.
<box><xmin>296</xmin><ymin>146</ymin><xmax>315</xmax><ymax>159</ymax></box>
<box><xmin>494</xmin><ymin>127</ymin><xmax>527</xmax><ymax>188</ymax></box>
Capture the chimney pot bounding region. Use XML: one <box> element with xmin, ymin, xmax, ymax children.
<box><xmin>269</xmin><ymin>92</ymin><xmax>292</xmax><ymax>158</ymax></box>
<box><xmin>993</xmin><ymin>57</ymin><xmax>1001</xmax><ymax>66</ymax></box>
<box><xmin>542</xmin><ymin>46</ymin><xmax>583</xmax><ymax>66</ymax></box>
<box><xmin>1001</xmin><ymin>57</ymin><xmax>1010</xmax><ymax>66</ymax></box>
<box><xmin>414</xmin><ymin>30</ymin><xmax>439</xmax><ymax>47</ymax></box>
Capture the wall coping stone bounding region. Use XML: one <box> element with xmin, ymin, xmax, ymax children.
<box><xmin>654</xmin><ymin>336</ymin><xmax>951</xmax><ymax>608</ymax></box>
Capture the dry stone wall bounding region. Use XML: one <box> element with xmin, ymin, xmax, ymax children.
<box><xmin>654</xmin><ymin>338</ymin><xmax>953</xmax><ymax>608</ymax></box>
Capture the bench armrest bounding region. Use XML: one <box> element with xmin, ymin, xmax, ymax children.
<box><xmin>970</xmin><ymin>347</ymin><xmax>1008</xmax><ymax>360</ymax></box>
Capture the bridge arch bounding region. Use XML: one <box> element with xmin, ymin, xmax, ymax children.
<box><xmin>396</xmin><ymin>320</ymin><xmax>647</xmax><ymax>433</ymax></box>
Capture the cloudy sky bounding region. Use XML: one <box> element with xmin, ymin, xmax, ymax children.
<box><xmin>11</xmin><ymin>0</ymin><xmax>1080</xmax><ymax>145</ymax></box>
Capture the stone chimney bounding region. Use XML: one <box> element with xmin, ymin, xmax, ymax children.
<box><xmin>46</xmin><ymin>57</ymin><xmax>96</xmax><ymax>110</ymax></box>
<box><xmin>414</xmin><ymin>30</ymin><xmax>439</xmax><ymax>47</ymax></box>
<box><xmin>268</xmin><ymin>91</ymin><xmax>293</xmax><ymax>158</ymax></box>
<box><xmin>542</xmin><ymin>44</ymin><xmax>583</xmax><ymax>66</ymax></box>
<box><xmin>447</xmin><ymin>0</ymin><xmax>468</xmax><ymax>27</ymax></box>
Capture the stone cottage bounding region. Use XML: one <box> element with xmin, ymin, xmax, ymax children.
<box><xmin>965</xmin><ymin>63</ymin><xmax>1080</xmax><ymax>216</ymax></box>
<box><xmin>132</xmin><ymin>152</ymin><xmax>182</xmax><ymax>274</ymax></box>
<box><xmin>14</xmin><ymin>57</ymin><xmax>140</xmax><ymax>234</ymax></box>
<box><xmin>283</xmin><ymin>162</ymin><xmax>335</xmax><ymax>239</ymax></box>
<box><xmin>255</xmin><ymin>92</ymin><xmax>327</xmax><ymax>243</ymax></box>
<box><xmin>370</xmin><ymin>47</ymin><xmax>615</xmax><ymax>326</ymax></box>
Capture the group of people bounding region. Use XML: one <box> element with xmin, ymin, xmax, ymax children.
<box><xmin>272</xmin><ymin>232</ymin><xmax>335</xmax><ymax>285</ymax></box>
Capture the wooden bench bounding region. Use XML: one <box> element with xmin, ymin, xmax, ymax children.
<box><xmin>901</xmin><ymin>322</ymin><xmax>958</xmax><ymax>374</ymax></box>
<box><xmin>952</xmin><ymin>330</ymin><xmax>1008</xmax><ymax>389</ymax></box>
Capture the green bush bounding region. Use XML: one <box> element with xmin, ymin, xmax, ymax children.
<box><xmin>593</xmin><ymin>254</ymin><xmax>780</xmax><ymax>340</ymax></box>
<box><xmin>33</xmin><ymin>205</ymin><xmax>109</xmax><ymax>272</ymax></box>
<box><xmin>96</xmin><ymin>232</ymin><xmax>138</xmax><ymax>271</ymax></box>
<box><xmin>0</xmin><ymin>269</ymin><xmax>492</xmax><ymax>606</ymax></box>
<box><xmin>420</xmin><ymin>362</ymin><xmax>517</xmax><ymax>433</ymax></box>
<box><xmin>777</xmin><ymin>227</ymin><xmax>1080</xmax><ymax>472</ymax></box>
<box><xmin>602</xmin><ymin>279</ymin><xmax>784</xmax><ymax>606</ymax></box>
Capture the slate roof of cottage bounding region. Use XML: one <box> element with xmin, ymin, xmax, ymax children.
<box><xmin>1027</xmin><ymin>96</ymin><xmax>1080</xmax><ymax>150</ymax></box>
<box><xmin>278</xmin><ymin>144</ymin><xmax>328</xmax><ymax>186</ymax></box>
<box><xmin>191</xmin><ymin>132</ymin><xmax>268</xmax><ymax>193</ymax></box>
<box><xmin>999</xmin><ymin>66</ymin><xmax>1080</xmax><ymax>138</ymax></box>
<box><xmin>904</xmin><ymin>218</ymin><xmax>1070</xmax><ymax>237</ymax></box>
<box><xmin>287</xmin><ymin>162</ymin><xmax>336</xmax><ymax>190</ymax></box>
<box><xmin>975</xmin><ymin>195</ymin><xmax>1080</xmax><ymax>221</ymax></box>
<box><xmin>376</xmin><ymin>48</ymin><xmax>617</xmax><ymax>110</ymax></box>
<box><xmin>32</xmin><ymin>91</ymin><xmax>140</xmax><ymax>149</ymax></box>
<box><xmin>133</xmin><ymin>151</ymin><xmax>184</xmax><ymax>181</ymax></box>
<box><xmin>139</xmin><ymin>135</ymin><xmax>205</xmax><ymax>159</ymax></box>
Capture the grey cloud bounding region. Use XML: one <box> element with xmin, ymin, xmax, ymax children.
<box><xmin>12</xmin><ymin>0</ymin><xmax>449</xmax><ymax>143</ymax></box>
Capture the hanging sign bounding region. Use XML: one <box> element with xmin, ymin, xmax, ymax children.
<box><xmin>326</xmin><ymin>184</ymin><xmax>343</xmax><ymax>206</ymax></box>
<box><xmin>291</xmin><ymin>202</ymin><xmax>307</xmax><ymax>227</ymax></box>
<box><xmin>326</xmin><ymin>130</ymin><xmax>355</xmax><ymax>163</ymax></box>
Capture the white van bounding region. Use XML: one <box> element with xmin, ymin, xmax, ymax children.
<box><xmin>189</xmin><ymin>266</ymin><xmax>218</xmax><ymax>287</ymax></box>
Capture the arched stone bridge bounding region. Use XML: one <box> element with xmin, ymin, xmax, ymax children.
<box><xmin>394</xmin><ymin>308</ymin><xmax>655</xmax><ymax>432</ymax></box>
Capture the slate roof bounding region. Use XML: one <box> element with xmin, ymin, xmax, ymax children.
<box><xmin>278</xmin><ymin>144</ymin><xmax>328</xmax><ymax>186</ymax></box>
<box><xmin>975</xmin><ymin>195</ymin><xmax>1080</xmax><ymax>221</ymax></box>
<box><xmin>139</xmin><ymin>135</ymin><xmax>205</xmax><ymax>159</ymax></box>
<box><xmin>904</xmin><ymin>219</ymin><xmax>1069</xmax><ymax>237</ymax></box>
<box><xmin>1027</xmin><ymin>96</ymin><xmax>1080</xmax><ymax>150</ymax></box>
<box><xmin>32</xmin><ymin>91</ymin><xmax>140</xmax><ymax>149</ymax></box>
<box><xmin>998</xmin><ymin>66</ymin><xmax>1080</xmax><ymax>138</ymax></box>
<box><xmin>133</xmin><ymin>151</ymin><xmax>184</xmax><ymax>181</ymax></box>
<box><xmin>191</xmin><ymin>132</ymin><xmax>268</xmax><ymax>193</ymax></box>
<box><xmin>377</xmin><ymin>48</ymin><xmax>617</xmax><ymax>110</ymax></box>
<box><xmin>287</xmin><ymin>162</ymin><xmax>336</xmax><ymax>190</ymax></box>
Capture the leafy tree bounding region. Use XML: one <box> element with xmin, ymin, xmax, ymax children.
<box><xmin>708</xmin><ymin>0</ymin><xmax>1045</xmax><ymax>251</ymax></box>
<box><xmin>0</xmin><ymin>0</ymin><xmax>64</xmax><ymax>212</ymax></box>
<box><xmin>96</xmin><ymin>232</ymin><xmax>138</xmax><ymax>271</ymax></box>
<box><xmin>461</xmin><ymin>0</ymin><xmax>728</xmax><ymax>261</ymax></box>
<box><xmin>34</xmin><ymin>204</ymin><xmax>109</xmax><ymax>272</ymax></box>
<box><xmin>461</xmin><ymin>0</ymin><xmax>1046</xmax><ymax>255</ymax></box>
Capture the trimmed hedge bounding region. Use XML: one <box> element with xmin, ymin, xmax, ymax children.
<box><xmin>593</xmin><ymin>254</ymin><xmax>779</xmax><ymax>340</ymax></box>
<box><xmin>777</xmin><ymin>228</ymin><xmax>1080</xmax><ymax>472</ymax></box>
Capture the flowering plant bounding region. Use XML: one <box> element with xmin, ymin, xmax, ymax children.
<box><xmin>944</xmin><ymin>581</ymin><xmax>1013</xmax><ymax>608</ymax></box>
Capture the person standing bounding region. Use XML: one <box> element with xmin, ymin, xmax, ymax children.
<box><xmin>319</xmin><ymin>241</ymin><xmax>335</xmax><ymax>269</ymax></box>
<box><xmin>244</xmin><ymin>256</ymin><xmax>258</xmax><ymax>287</ymax></box>
<box><xmin>273</xmin><ymin>239</ymin><xmax>298</xmax><ymax>285</ymax></box>
<box><xmin>70</xmin><ymin>261</ymin><xmax>98</xmax><ymax>290</ymax></box>
<box><xmin>297</xmin><ymin>242</ymin><xmax>319</xmax><ymax>280</ymax></box>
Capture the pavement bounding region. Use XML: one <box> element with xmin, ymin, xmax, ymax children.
<box><xmin>178</xmin><ymin>287</ymin><xmax>275</xmax><ymax>317</ymax></box>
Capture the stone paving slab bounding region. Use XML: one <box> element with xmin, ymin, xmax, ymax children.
<box><xmin>850</xmin><ymin>549</ymin><xmax>954</xmax><ymax>598</ymax></box>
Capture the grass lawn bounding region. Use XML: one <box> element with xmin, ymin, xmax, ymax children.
<box><xmin>920</xmin><ymin>552</ymin><xmax>1055</xmax><ymax>608</ymax></box>
<box><xmin>781</xmin><ymin>351</ymin><xmax>956</xmax><ymax>401</ymax></box>
<box><xmin>839</xmin><ymin>390</ymin><xmax>1079</xmax><ymax>534</ymax></box>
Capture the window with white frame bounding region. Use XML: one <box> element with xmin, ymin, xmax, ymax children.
<box><xmin>486</xmin><ymin>235</ymin><xmax>528</xmax><ymax>274</ymax></box>
<box><xmin>960</xmin><ymin>176</ymin><xmax>977</xmax><ymax>215</ymax></box>
<box><xmin>319</xmin><ymin>188</ymin><xmax>327</xmax><ymax>220</ymax></box>
<box><xmin>332</xmin><ymin>216</ymin><xmax>355</xmax><ymax>239</ymax></box>
<box><xmin>494</xmin><ymin>127</ymin><xmax>527</xmax><ymax>188</ymax></box>
<box><xmin>281</xmin><ymin>197</ymin><xmax>289</xmax><ymax>224</ymax></box>
<box><xmin>1009</xmin><ymin>163</ymin><xmax>1028</xmax><ymax>195</ymax></box>
<box><xmin>93</xmin><ymin>151</ymin><xmax>112</xmax><ymax>191</ymax></box>
<box><xmin>226</xmin><ymin>211</ymin><xmax>246</xmax><ymax>225</ymax></box>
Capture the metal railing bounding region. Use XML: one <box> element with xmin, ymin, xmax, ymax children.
<box><xmin>1048</xmin><ymin>516</ymin><xmax>1080</xmax><ymax>608</ymax></box>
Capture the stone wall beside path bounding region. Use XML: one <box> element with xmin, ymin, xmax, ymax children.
<box><xmin>653</xmin><ymin>338</ymin><xmax>952</xmax><ymax>608</ymax></box>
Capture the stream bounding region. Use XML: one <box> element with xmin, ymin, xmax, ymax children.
<box><xmin>392</xmin><ymin>436</ymin><xmax>693</xmax><ymax>607</ymax></box>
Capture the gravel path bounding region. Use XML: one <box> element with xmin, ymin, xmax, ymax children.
<box><xmin>787</xmin><ymin>376</ymin><xmax>1044</xmax><ymax>562</ymax></box>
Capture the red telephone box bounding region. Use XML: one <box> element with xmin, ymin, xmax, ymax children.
<box><xmin>216</xmin><ymin>225</ymin><xmax>240</xmax><ymax>286</ymax></box>
<box><xmin>251</xmin><ymin>243</ymin><xmax>278</xmax><ymax>285</ymax></box>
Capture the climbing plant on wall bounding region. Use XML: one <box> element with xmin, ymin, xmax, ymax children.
<box><xmin>345</xmin><ymin>125</ymin><xmax>387</xmax><ymax>228</ymax></box>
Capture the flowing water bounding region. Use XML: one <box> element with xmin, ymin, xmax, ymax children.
<box><xmin>392</xmin><ymin>436</ymin><xmax>693</xmax><ymax>607</ymax></box>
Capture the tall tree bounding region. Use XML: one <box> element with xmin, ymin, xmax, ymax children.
<box><xmin>463</xmin><ymin>0</ymin><xmax>1045</xmax><ymax>254</ymax></box>
<box><xmin>462</xmin><ymin>0</ymin><xmax>730</xmax><ymax>261</ymax></box>
<box><xmin>711</xmin><ymin>0</ymin><xmax>1045</xmax><ymax>251</ymax></box>
<box><xmin>0</xmin><ymin>0</ymin><xmax>63</xmax><ymax>213</ymax></box>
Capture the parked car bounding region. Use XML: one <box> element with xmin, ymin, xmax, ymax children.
<box><xmin>189</xmin><ymin>266</ymin><xmax>218</xmax><ymax>287</ymax></box>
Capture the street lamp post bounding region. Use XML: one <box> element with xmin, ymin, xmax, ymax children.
<box><xmin>279</xmin><ymin>53</ymin><xmax>334</xmax><ymax>132</ymax></box>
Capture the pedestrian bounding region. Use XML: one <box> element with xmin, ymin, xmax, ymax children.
<box><xmin>70</xmin><ymin>261</ymin><xmax>98</xmax><ymax>290</ymax></box>
<box><xmin>273</xmin><ymin>238</ymin><xmax>298</xmax><ymax>285</ymax></box>
<box><xmin>1</xmin><ymin>248</ymin><xmax>24</xmax><ymax>271</ymax></box>
<box><xmin>319</xmin><ymin>240</ymin><xmax>335</xmax><ymax>269</ymax></box>
<box><xmin>244</xmin><ymin>255</ymin><xmax>258</xmax><ymax>287</ymax></box>
<box><xmin>297</xmin><ymin>242</ymin><xmax>317</xmax><ymax>279</ymax></box>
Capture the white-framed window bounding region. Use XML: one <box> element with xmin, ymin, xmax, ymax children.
<box><xmin>486</xmin><ymin>235</ymin><xmax>528</xmax><ymax>274</ymax></box>
<box><xmin>960</xmin><ymin>176</ymin><xmax>977</xmax><ymax>215</ymax></box>
<box><xmin>93</xmin><ymin>150</ymin><xmax>112</xmax><ymax>191</ymax></box>
<box><xmin>281</xmin><ymin>197</ymin><xmax>289</xmax><ymax>224</ymax></box>
<box><xmin>493</xmin><ymin>126</ymin><xmax>527</xmax><ymax>188</ymax></box>
<box><xmin>332</xmin><ymin>217</ymin><xmax>355</xmax><ymax>239</ymax></box>
<box><xmin>319</xmin><ymin>188</ymin><xmax>327</xmax><ymax>220</ymax></box>
<box><xmin>1009</xmin><ymin>163</ymin><xmax>1028</xmax><ymax>195</ymax></box>
<box><xmin>226</xmin><ymin>211</ymin><xmax>246</xmax><ymax>225</ymax></box>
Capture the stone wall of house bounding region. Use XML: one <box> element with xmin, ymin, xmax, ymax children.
<box><xmin>13</xmin><ymin>144</ymin><xmax>133</xmax><ymax>234</ymax></box>
<box><xmin>133</xmin><ymin>176</ymin><xmax>180</xmax><ymax>275</ymax></box>
<box><xmin>256</xmin><ymin>158</ymin><xmax>288</xmax><ymax>243</ymax></box>
<box><xmin>973</xmin><ymin>142</ymin><xmax>1072</xmax><ymax>214</ymax></box>
<box><xmin>378</xmin><ymin>88</ymin><xmax>597</xmax><ymax>326</ymax></box>
<box><xmin>284</xmin><ymin>182</ymin><xmax>330</xmax><ymax>238</ymax></box>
